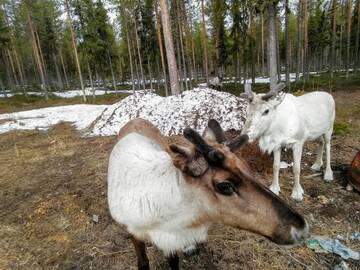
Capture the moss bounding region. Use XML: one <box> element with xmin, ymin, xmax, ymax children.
<box><xmin>333</xmin><ymin>122</ymin><xmax>351</xmax><ymax>135</ymax></box>
<box><xmin>293</xmin><ymin>89</ymin><xmax>305</xmax><ymax>96</ymax></box>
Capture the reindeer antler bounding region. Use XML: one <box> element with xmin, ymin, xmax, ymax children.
<box><xmin>184</xmin><ymin>128</ymin><xmax>225</xmax><ymax>165</ymax></box>
<box><xmin>207</xmin><ymin>119</ymin><xmax>226</xmax><ymax>144</ymax></box>
<box><xmin>240</xmin><ymin>83</ymin><xmax>254</xmax><ymax>101</ymax></box>
<box><xmin>262</xmin><ymin>82</ymin><xmax>286</xmax><ymax>101</ymax></box>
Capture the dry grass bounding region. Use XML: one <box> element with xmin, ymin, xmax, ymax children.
<box><xmin>0</xmin><ymin>91</ymin><xmax>359</xmax><ymax>269</ymax></box>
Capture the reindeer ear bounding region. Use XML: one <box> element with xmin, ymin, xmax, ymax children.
<box><xmin>202</xmin><ymin>126</ymin><xmax>217</xmax><ymax>142</ymax></box>
<box><xmin>169</xmin><ymin>144</ymin><xmax>193</xmax><ymax>159</ymax></box>
<box><xmin>169</xmin><ymin>144</ymin><xmax>208</xmax><ymax>177</ymax></box>
<box><xmin>226</xmin><ymin>134</ymin><xmax>249</xmax><ymax>152</ymax></box>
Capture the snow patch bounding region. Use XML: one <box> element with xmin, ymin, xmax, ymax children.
<box><xmin>0</xmin><ymin>105</ymin><xmax>107</xmax><ymax>134</ymax></box>
<box><xmin>0</xmin><ymin>89</ymin><xmax>152</xmax><ymax>99</ymax></box>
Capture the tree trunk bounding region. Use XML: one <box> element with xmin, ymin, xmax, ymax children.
<box><xmin>65</xmin><ymin>0</ymin><xmax>86</xmax><ymax>101</ymax></box>
<box><xmin>330</xmin><ymin>0</ymin><xmax>337</xmax><ymax>78</ymax></box>
<box><xmin>102</xmin><ymin>76</ymin><xmax>107</xmax><ymax>94</ymax></box>
<box><xmin>180</xmin><ymin>0</ymin><xmax>194</xmax><ymax>90</ymax></box>
<box><xmin>4</xmin><ymin>52</ymin><xmax>15</xmax><ymax>91</ymax></box>
<box><xmin>159</xmin><ymin>0</ymin><xmax>180</xmax><ymax>95</ymax></box>
<box><xmin>267</xmin><ymin>2</ymin><xmax>278</xmax><ymax>90</ymax></box>
<box><xmin>303</xmin><ymin>0</ymin><xmax>309</xmax><ymax>80</ymax></box>
<box><xmin>261</xmin><ymin>13</ymin><xmax>265</xmax><ymax>76</ymax></box>
<box><xmin>339</xmin><ymin>24</ymin><xmax>343</xmax><ymax>68</ymax></box>
<box><xmin>0</xmin><ymin>76</ymin><xmax>7</xmax><ymax>98</ymax></box>
<box><xmin>296</xmin><ymin>1</ymin><xmax>302</xmax><ymax>81</ymax></box>
<box><xmin>175</xmin><ymin>19</ymin><xmax>183</xmax><ymax>92</ymax></box>
<box><xmin>346</xmin><ymin>0</ymin><xmax>352</xmax><ymax>78</ymax></box>
<box><xmin>192</xmin><ymin>37</ymin><xmax>197</xmax><ymax>82</ymax></box>
<box><xmin>133</xmin><ymin>45</ymin><xmax>141</xmax><ymax>90</ymax></box>
<box><xmin>275</xmin><ymin>18</ymin><xmax>281</xmax><ymax>82</ymax></box>
<box><xmin>236</xmin><ymin>49</ymin><xmax>241</xmax><ymax>84</ymax></box>
<box><xmin>53</xmin><ymin>53</ymin><xmax>63</xmax><ymax>90</ymax></box>
<box><xmin>133</xmin><ymin>18</ymin><xmax>146</xmax><ymax>90</ymax></box>
<box><xmin>13</xmin><ymin>49</ymin><xmax>25</xmax><ymax>89</ymax></box>
<box><xmin>355</xmin><ymin>0</ymin><xmax>360</xmax><ymax>70</ymax></box>
<box><xmin>201</xmin><ymin>0</ymin><xmax>209</xmax><ymax>85</ymax></box>
<box><xmin>107</xmin><ymin>50</ymin><xmax>117</xmax><ymax>91</ymax></box>
<box><xmin>27</xmin><ymin>9</ymin><xmax>48</xmax><ymax>99</ymax></box>
<box><xmin>125</xmin><ymin>23</ymin><xmax>136</xmax><ymax>93</ymax></box>
<box><xmin>285</xmin><ymin>0</ymin><xmax>291</xmax><ymax>91</ymax></box>
<box><xmin>2</xmin><ymin>4</ymin><xmax>25</xmax><ymax>88</ymax></box>
<box><xmin>147</xmin><ymin>55</ymin><xmax>154</xmax><ymax>91</ymax></box>
<box><xmin>6</xmin><ymin>49</ymin><xmax>19</xmax><ymax>87</ymax></box>
<box><xmin>59</xmin><ymin>48</ymin><xmax>69</xmax><ymax>89</ymax></box>
<box><xmin>34</xmin><ymin>28</ymin><xmax>48</xmax><ymax>87</ymax></box>
<box><xmin>155</xmin><ymin>4</ymin><xmax>169</xmax><ymax>96</ymax></box>
<box><xmin>87</xmin><ymin>62</ymin><xmax>95</xmax><ymax>98</ymax></box>
<box><xmin>178</xmin><ymin>22</ymin><xmax>188</xmax><ymax>91</ymax></box>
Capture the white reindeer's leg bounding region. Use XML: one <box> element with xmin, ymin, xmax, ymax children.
<box><xmin>311</xmin><ymin>136</ymin><xmax>324</xmax><ymax>171</ymax></box>
<box><xmin>324</xmin><ymin>131</ymin><xmax>333</xmax><ymax>182</ymax></box>
<box><xmin>270</xmin><ymin>148</ymin><xmax>281</xmax><ymax>195</ymax></box>
<box><xmin>291</xmin><ymin>143</ymin><xmax>304</xmax><ymax>201</ymax></box>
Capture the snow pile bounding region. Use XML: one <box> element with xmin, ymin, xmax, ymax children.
<box><xmin>0</xmin><ymin>105</ymin><xmax>107</xmax><ymax>134</ymax></box>
<box><xmin>89</xmin><ymin>88</ymin><xmax>247</xmax><ymax>136</ymax></box>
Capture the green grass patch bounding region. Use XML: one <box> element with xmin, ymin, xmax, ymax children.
<box><xmin>333</xmin><ymin>122</ymin><xmax>351</xmax><ymax>135</ymax></box>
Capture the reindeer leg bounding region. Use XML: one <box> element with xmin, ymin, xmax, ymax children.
<box><xmin>311</xmin><ymin>136</ymin><xmax>324</xmax><ymax>171</ymax></box>
<box><xmin>167</xmin><ymin>253</ymin><xmax>179</xmax><ymax>270</ymax></box>
<box><xmin>323</xmin><ymin>131</ymin><xmax>333</xmax><ymax>182</ymax></box>
<box><xmin>291</xmin><ymin>143</ymin><xmax>304</xmax><ymax>201</ymax></box>
<box><xmin>130</xmin><ymin>235</ymin><xmax>149</xmax><ymax>270</ymax></box>
<box><xmin>269</xmin><ymin>148</ymin><xmax>281</xmax><ymax>195</ymax></box>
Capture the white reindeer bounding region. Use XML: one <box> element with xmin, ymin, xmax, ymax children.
<box><xmin>241</xmin><ymin>83</ymin><xmax>335</xmax><ymax>201</ymax></box>
<box><xmin>208</xmin><ymin>76</ymin><xmax>223</xmax><ymax>90</ymax></box>
<box><xmin>108</xmin><ymin>118</ymin><xmax>308</xmax><ymax>270</ymax></box>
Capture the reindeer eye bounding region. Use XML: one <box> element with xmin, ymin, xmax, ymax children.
<box><xmin>215</xmin><ymin>181</ymin><xmax>236</xmax><ymax>196</ymax></box>
<box><xmin>263</xmin><ymin>109</ymin><xmax>269</xmax><ymax>115</ymax></box>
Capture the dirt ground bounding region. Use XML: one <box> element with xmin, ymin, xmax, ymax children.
<box><xmin>0</xmin><ymin>90</ymin><xmax>359</xmax><ymax>270</ymax></box>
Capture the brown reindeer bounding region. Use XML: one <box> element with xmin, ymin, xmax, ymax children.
<box><xmin>108</xmin><ymin>118</ymin><xmax>309</xmax><ymax>270</ymax></box>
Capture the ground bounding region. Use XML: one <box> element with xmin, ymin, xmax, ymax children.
<box><xmin>0</xmin><ymin>90</ymin><xmax>359</xmax><ymax>270</ymax></box>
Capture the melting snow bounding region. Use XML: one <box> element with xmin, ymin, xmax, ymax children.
<box><xmin>0</xmin><ymin>89</ymin><xmax>152</xmax><ymax>98</ymax></box>
<box><xmin>0</xmin><ymin>88</ymin><xmax>247</xmax><ymax>136</ymax></box>
<box><xmin>0</xmin><ymin>105</ymin><xmax>107</xmax><ymax>134</ymax></box>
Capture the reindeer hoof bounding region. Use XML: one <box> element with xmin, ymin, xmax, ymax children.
<box><xmin>291</xmin><ymin>187</ymin><xmax>304</xmax><ymax>201</ymax></box>
<box><xmin>291</xmin><ymin>192</ymin><xmax>303</xmax><ymax>201</ymax></box>
<box><xmin>311</xmin><ymin>163</ymin><xmax>322</xmax><ymax>171</ymax></box>
<box><xmin>324</xmin><ymin>170</ymin><xmax>333</xmax><ymax>182</ymax></box>
<box><xmin>269</xmin><ymin>184</ymin><xmax>280</xmax><ymax>195</ymax></box>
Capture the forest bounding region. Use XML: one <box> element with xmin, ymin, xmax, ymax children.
<box><xmin>0</xmin><ymin>1</ymin><xmax>360</xmax><ymax>269</ymax></box>
<box><xmin>0</xmin><ymin>0</ymin><xmax>359</xmax><ymax>99</ymax></box>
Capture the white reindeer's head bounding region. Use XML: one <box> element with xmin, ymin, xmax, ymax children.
<box><xmin>241</xmin><ymin>83</ymin><xmax>286</xmax><ymax>141</ymax></box>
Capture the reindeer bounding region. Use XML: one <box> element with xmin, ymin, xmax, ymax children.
<box><xmin>241</xmin><ymin>83</ymin><xmax>335</xmax><ymax>201</ymax></box>
<box><xmin>108</xmin><ymin>118</ymin><xmax>309</xmax><ymax>270</ymax></box>
<box><xmin>208</xmin><ymin>76</ymin><xmax>223</xmax><ymax>90</ymax></box>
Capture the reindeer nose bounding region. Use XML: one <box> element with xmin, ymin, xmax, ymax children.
<box><xmin>290</xmin><ymin>219</ymin><xmax>309</xmax><ymax>244</ymax></box>
<box><xmin>271</xmin><ymin>216</ymin><xmax>309</xmax><ymax>246</ymax></box>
